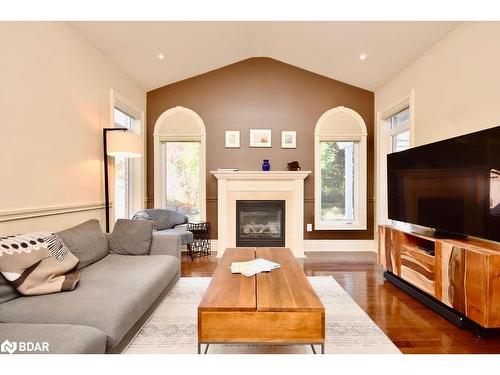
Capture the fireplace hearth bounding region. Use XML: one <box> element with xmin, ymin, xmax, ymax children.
<box><xmin>236</xmin><ymin>200</ymin><xmax>285</xmax><ymax>247</ymax></box>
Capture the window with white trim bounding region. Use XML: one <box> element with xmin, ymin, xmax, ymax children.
<box><xmin>153</xmin><ymin>107</ymin><xmax>207</xmax><ymax>221</ymax></box>
<box><xmin>113</xmin><ymin>107</ymin><xmax>135</xmax><ymax>220</ymax></box>
<box><xmin>376</xmin><ymin>91</ymin><xmax>413</xmax><ymax>225</ymax></box>
<box><xmin>314</xmin><ymin>107</ymin><xmax>368</xmax><ymax>230</ymax></box>
<box><xmin>388</xmin><ymin>107</ymin><xmax>410</xmax><ymax>153</ymax></box>
<box><xmin>110</xmin><ymin>90</ymin><xmax>145</xmax><ymax>225</ymax></box>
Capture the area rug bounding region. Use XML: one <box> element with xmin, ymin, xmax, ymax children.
<box><xmin>125</xmin><ymin>276</ymin><xmax>401</xmax><ymax>354</ymax></box>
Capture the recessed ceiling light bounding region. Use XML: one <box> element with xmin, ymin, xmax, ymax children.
<box><xmin>157</xmin><ymin>53</ymin><xmax>165</xmax><ymax>60</ymax></box>
<box><xmin>359</xmin><ymin>53</ymin><xmax>368</xmax><ymax>61</ymax></box>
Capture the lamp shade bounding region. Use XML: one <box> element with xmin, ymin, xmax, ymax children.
<box><xmin>107</xmin><ymin>131</ymin><xmax>142</xmax><ymax>158</ymax></box>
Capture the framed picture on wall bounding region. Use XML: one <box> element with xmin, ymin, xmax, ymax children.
<box><xmin>281</xmin><ymin>131</ymin><xmax>297</xmax><ymax>148</ymax></box>
<box><xmin>225</xmin><ymin>130</ymin><xmax>240</xmax><ymax>148</ymax></box>
<box><xmin>250</xmin><ymin>129</ymin><xmax>272</xmax><ymax>148</ymax></box>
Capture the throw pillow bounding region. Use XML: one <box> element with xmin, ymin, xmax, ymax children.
<box><xmin>108</xmin><ymin>219</ymin><xmax>154</xmax><ymax>255</ymax></box>
<box><xmin>0</xmin><ymin>272</ymin><xmax>20</xmax><ymax>303</ymax></box>
<box><xmin>57</xmin><ymin>219</ymin><xmax>108</xmax><ymax>269</ymax></box>
<box><xmin>0</xmin><ymin>232</ymin><xmax>80</xmax><ymax>296</ymax></box>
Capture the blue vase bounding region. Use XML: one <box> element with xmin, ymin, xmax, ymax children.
<box><xmin>262</xmin><ymin>159</ymin><xmax>270</xmax><ymax>171</ymax></box>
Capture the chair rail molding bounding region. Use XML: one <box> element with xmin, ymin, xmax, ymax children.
<box><xmin>0</xmin><ymin>202</ymin><xmax>105</xmax><ymax>222</ymax></box>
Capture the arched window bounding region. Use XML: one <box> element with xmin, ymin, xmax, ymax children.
<box><xmin>314</xmin><ymin>106</ymin><xmax>367</xmax><ymax>230</ymax></box>
<box><xmin>153</xmin><ymin>106</ymin><xmax>206</xmax><ymax>220</ymax></box>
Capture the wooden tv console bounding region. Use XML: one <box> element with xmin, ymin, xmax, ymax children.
<box><xmin>378</xmin><ymin>224</ymin><xmax>500</xmax><ymax>329</ymax></box>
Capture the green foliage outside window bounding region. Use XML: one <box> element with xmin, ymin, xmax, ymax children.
<box><xmin>165</xmin><ymin>142</ymin><xmax>201</xmax><ymax>220</ymax></box>
<box><xmin>320</xmin><ymin>141</ymin><xmax>354</xmax><ymax>221</ymax></box>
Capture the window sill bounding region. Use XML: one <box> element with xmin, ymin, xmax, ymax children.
<box><xmin>314</xmin><ymin>223</ymin><xmax>367</xmax><ymax>231</ymax></box>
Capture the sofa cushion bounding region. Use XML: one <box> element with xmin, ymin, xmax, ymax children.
<box><xmin>0</xmin><ymin>254</ymin><xmax>180</xmax><ymax>349</ymax></box>
<box><xmin>108</xmin><ymin>219</ymin><xmax>153</xmax><ymax>255</ymax></box>
<box><xmin>57</xmin><ymin>220</ymin><xmax>108</xmax><ymax>269</ymax></box>
<box><xmin>0</xmin><ymin>323</ymin><xmax>106</xmax><ymax>354</ymax></box>
<box><xmin>133</xmin><ymin>209</ymin><xmax>188</xmax><ymax>231</ymax></box>
<box><xmin>0</xmin><ymin>273</ymin><xmax>19</xmax><ymax>303</ymax></box>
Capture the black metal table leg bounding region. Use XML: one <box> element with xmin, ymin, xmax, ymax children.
<box><xmin>187</xmin><ymin>243</ymin><xmax>194</xmax><ymax>260</ymax></box>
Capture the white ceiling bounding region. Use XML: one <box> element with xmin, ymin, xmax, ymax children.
<box><xmin>70</xmin><ymin>21</ymin><xmax>461</xmax><ymax>92</ymax></box>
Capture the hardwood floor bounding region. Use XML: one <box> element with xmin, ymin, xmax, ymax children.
<box><xmin>181</xmin><ymin>250</ymin><xmax>500</xmax><ymax>354</ymax></box>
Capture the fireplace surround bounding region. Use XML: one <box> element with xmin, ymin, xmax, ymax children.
<box><xmin>236</xmin><ymin>200</ymin><xmax>285</xmax><ymax>247</ymax></box>
<box><xmin>211</xmin><ymin>170</ymin><xmax>311</xmax><ymax>257</ymax></box>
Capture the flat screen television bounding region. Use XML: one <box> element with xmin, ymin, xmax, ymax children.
<box><xmin>387</xmin><ymin>125</ymin><xmax>500</xmax><ymax>242</ymax></box>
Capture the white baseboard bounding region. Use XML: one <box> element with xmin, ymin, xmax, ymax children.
<box><xmin>207</xmin><ymin>239</ymin><xmax>376</xmax><ymax>254</ymax></box>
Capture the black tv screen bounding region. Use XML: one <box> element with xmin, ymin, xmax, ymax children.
<box><xmin>387</xmin><ymin>125</ymin><xmax>500</xmax><ymax>242</ymax></box>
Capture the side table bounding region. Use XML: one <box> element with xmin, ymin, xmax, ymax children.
<box><xmin>187</xmin><ymin>221</ymin><xmax>211</xmax><ymax>259</ymax></box>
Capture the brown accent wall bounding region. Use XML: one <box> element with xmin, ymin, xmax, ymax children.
<box><xmin>147</xmin><ymin>57</ymin><xmax>375</xmax><ymax>240</ymax></box>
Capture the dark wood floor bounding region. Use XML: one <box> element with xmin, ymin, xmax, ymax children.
<box><xmin>181</xmin><ymin>250</ymin><xmax>500</xmax><ymax>354</ymax></box>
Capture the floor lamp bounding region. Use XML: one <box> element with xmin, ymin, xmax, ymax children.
<box><xmin>103</xmin><ymin>128</ymin><xmax>142</xmax><ymax>232</ymax></box>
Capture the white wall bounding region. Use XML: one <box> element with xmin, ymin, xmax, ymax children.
<box><xmin>376</xmin><ymin>22</ymin><xmax>500</xmax><ymax>146</ymax></box>
<box><xmin>0</xmin><ymin>22</ymin><xmax>146</xmax><ymax>234</ymax></box>
<box><xmin>374</xmin><ymin>22</ymin><xmax>500</xmax><ymax>229</ymax></box>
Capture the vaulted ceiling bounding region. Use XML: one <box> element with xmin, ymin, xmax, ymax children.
<box><xmin>70</xmin><ymin>21</ymin><xmax>460</xmax><ymax>92</ymax></box>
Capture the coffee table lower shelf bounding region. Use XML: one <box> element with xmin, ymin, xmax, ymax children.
<box><xmin>197</xmin><ymin>342</ymin><xmax>325</xmax><ymax>354</ymax></box>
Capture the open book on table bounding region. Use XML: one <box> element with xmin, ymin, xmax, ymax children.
<box><xmin>230</xmin><ymin>258</ymin><xmax>280</xmax><ymax>277</ymax></box>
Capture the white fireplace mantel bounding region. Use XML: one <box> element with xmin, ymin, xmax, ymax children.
<box><xmin>212</xmin><ymin>170</ymin><xmax>311</xmax><ymax>258</ymax></box>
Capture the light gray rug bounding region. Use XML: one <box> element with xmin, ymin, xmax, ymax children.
<box><xmin>125</xmin><ymin>276</ymin><xmax>400</xmax><ymax>354</ymax></box>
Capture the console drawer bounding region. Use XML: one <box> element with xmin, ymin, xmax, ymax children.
<box><xmin>400</xmin><ymin>244</ymin><xmax>435</xmax><ymax>297</ymax></box>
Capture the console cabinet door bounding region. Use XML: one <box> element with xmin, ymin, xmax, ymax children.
<box><xmin>439</xmin><ymin>244</ymin><xmax>467</xmax><ymax>314</ymax></box>
<box><xmin>440</xmin><ymin>243</ymin><xmax>491</xmax><ymax>326</ymax></box>
<box><xmin>379</xmin><ymin>227</ymin><xmax>401</xmax><ymax>276</ymax></box>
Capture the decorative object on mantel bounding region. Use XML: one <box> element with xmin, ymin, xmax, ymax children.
<box><xmin>217</xmin><ymin>168</ymin><xmax>238</xmax><ymax>172</ymax></box>
<box><xmin>281</xmin><ymin>131</ymin><xmax>297</xmax><ymax>148</ymax></box>
<box><xmin>261</xmin><ymin>159</ymin><xmax>271</xmax><ymax>171</ymax></box>
<box><xmin>224</xmin><ymin>130</ymin><xmax>240</xmax><ymax>148</ymax></box>
<box><xmin>287</xmin><ymin>161</ymin><xmax>301</xmax><ymax>171</ymax></box>
<box><xmin>250</xmin><ymin>129</ymin><xmax>272</xmax><ymax>148</ymax></box>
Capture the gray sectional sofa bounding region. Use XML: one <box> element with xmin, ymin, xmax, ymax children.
<box><xmin>0</xmin><ymin>220</ymin><xmax>182</xmax><ymax>354</ymax></box>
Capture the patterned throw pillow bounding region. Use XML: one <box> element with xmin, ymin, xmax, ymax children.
<box><xmin>0</xmin><ymin>232</ymin><xmax>80</xmax><ymax>296</ymax></box>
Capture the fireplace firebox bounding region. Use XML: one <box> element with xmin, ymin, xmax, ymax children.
<box><xmin>236</xmin><ymin>200</ymin><xmax>285</xmax><ymax>247</ymax></box>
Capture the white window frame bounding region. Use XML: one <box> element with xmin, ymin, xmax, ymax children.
<box><xmin>376</xmin><ymin>90</ymin><xmax>415</xmax><ymax>226</ymax></box>
<box><xmin>110</xmin><ymin>90</ymin><xmax>145</xmax><ymax>223</ymax></box>
<box><xmin>388</xmin><ymin>109</ymin><xmax>411</xmax><ymax>152</ymax></box>
<box><xmin>153</xmin><ymin>106</ymin><xmax>207</xmax><ymax>220</ymax></box>
<box><xmin>314</xmin><ymin>106</ymin><xmax>368</xmax><ymax>230</ymax></box>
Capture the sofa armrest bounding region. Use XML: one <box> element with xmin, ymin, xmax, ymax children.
<box><xmin>149</xmin><ymin>231</ymin><xmax>181</xmax><ymax>259</ymax></box>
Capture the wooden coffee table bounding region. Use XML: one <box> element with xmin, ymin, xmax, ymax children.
<box><xmin>197</xmin><ymin>248</ymin><xmax>325</xmax><ymax>354</ymax></box>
